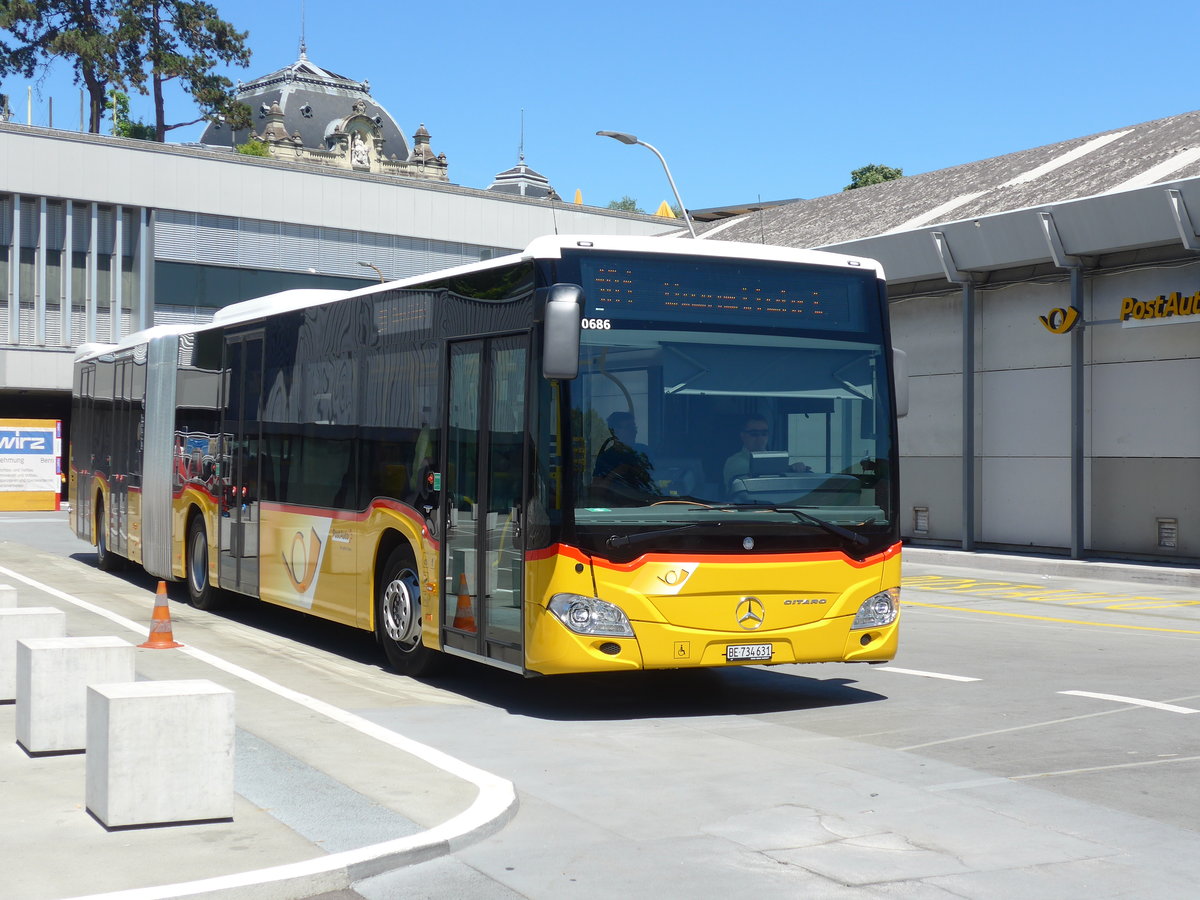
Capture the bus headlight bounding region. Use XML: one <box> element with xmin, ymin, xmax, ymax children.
<box><xmin>548</xmin><ymin>593</ymin><xmax>634</xmax><ymax>637</ymax></box>
<box><xmin>852</xmin><ymin>587</ymin><xmax>899</xmax><ymax>629</ymax></box>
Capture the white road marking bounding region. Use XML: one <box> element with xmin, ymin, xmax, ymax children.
<box><xmin>1013</xmin><ymin>754</ymin><xmax>1200</xmax><ymax>780</ymax></box>
<box><xmin>0</xmin><ymin>565</ymin><xmax>517</xmax><ymax>900</ymax></box>
<box><xmin>877</xmin><ymin>666</ymin><xmax>981</xmax><ymax>682</ymax></box>
<box><xmin>1059</xmin><ymin>690</ymin><xmax>1198</xmax><ymax>714</ymax></box>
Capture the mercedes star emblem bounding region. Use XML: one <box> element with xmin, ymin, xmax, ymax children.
<box><xmin>736</xmin><ymin>597</ymin><xmax>765</xmax><ymax>630</ymax></box>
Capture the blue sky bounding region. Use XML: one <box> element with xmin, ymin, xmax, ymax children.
<box><xmin>5</xmin><ymin>0</ymin><xmax>1199</xmax><ymax>213</ymax></box>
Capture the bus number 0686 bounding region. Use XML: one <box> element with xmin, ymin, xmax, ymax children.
<box><xmin>581</xmin><ymin>318</ymin><xmax>612</xmax><ymax>330</ymax></box>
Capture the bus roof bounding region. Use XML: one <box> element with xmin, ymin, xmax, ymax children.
<box><xmin>519</xmin><ymin>234</ymin><xmax>885</xmax><ymax>278</ymax></box>
<box><xmin>75</xmin><ymin>236</ymin><xmax>886</xmax><ymax>359</ymax></box>
<box><xmin>72</xmin><ymin>324</ymin><xmax>197</xmax><ymax>363</ymax></box>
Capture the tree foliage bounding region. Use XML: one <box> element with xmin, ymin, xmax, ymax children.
<box><xmin>117</xmin><ymin>1</ymin><xmax>251</xmax><ymax>141</ymax></box>
<box><xmin>0</xmin><ymin>0</ymin><xmax>133</xmax><ymax>133</ymax></box>
<box><xmin>844</xmin><ymin>163</ymin><xmax>904</xmax><ymax>191</ymax></box>
<box><xmin>0</xmin><ymin>0</ymin><xmax>251</xmax><ymax>139</ymax></box>
<box><xmin>108</xmin><ymin>88</ymin><xmax>155</xmax><ymax>139</ymax></box>
<box><xmin>236</xmin><ymin>136</ymin><xmax>269</xmax><ymax>157</ymax></box>
<box><xmin>607</xmin><ymin>195</ymin><xmax>645</xmax><ymax>214</ymax></box>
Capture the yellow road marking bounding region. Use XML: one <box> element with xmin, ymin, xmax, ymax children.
<box><xmin>905</xmin><ymin>601</ymin><xmax>1200</xmax><ymax>634</ymax></box>
<box><xmin>902</xmin><ymin>574</ymin><xmax>1200</xmax><ymax>611</ymax></box>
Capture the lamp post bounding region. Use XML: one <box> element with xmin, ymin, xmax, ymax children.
<box><xmin>357</xmin><ymin>260</ymin><xmax>385</xmax><ymax>283</ymax></box>
<box><xmin>596</xmin><ymin>130</ymin><xmax>696</xmax><ymax>238</ymax></box>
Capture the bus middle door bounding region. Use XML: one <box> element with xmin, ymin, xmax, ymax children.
<box><xmin>218</xmin><ymin>332</ymin><xmax>264</xmax><ymax>597</ymax></box>
<box><xmin>441</xmin><ymin>335</ymin><xmax>529</xmax><ymax>671</ymax></box>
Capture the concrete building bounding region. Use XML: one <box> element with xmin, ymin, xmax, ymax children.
<box><xmin>701</xmin><ymin>109</ymin><xmax>1200</xmax><ymax>563</ymax></box>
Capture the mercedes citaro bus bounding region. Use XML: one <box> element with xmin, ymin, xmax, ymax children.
<box><xmin>70</xmin><ymin>235</ymin><xmax>906</xmax><ymax>676</ymax></box>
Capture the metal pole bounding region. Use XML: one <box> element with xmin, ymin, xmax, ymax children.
<box><xmin>962</xmin><ymin>281</ymin><xmax>975</xmax><ymax>551</ymax></box>
<box><xmin>596</xmin><ymin>131</ymin><xmax>697</xmax><ymax>238</ymax></box>
<box><xmin>1070</xmin><ymin>267</ymin><xmax>1085</xmax><ymax>559</ymax></box>
<box><xmin>11</xmin><ymin>194</ymin><xmax>21</xmax><ymax>345</ymax></box>
<box><xmin>635</xmin><ymin>140</ymin><xmax>697</xmax><ymax>238</ymax></box>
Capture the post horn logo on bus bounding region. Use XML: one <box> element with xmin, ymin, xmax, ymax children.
<box><xmin>283</xmin><ymin>527</ymin><xmax>322</xmax><ymax>593</ymax></box>
<box><xmin>1038</xmin><ymin>306</ymin><xmax>1081</xmax><ymax>334</ymax></box>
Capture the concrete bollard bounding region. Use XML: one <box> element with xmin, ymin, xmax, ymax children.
<box><xmin>86</xmin><ymin>679</ymin><xmax>235</xmax><ymax>829</ymax></box>
<box><xmin>0</xmin><ymin>608</ymin><xmax>67</xmax><ymax>701</ymax></box>
<box><xmin>16</xmin><ymin>636</ymin><xmax>136</xmax><ymax>754</ymax></box>
<box><xmin>0</xmin><ymin>584</ymin><xmax>17</xmax><ymax>608</ymax></box>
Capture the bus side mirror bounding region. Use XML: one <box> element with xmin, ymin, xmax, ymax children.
<box><xmin>893</xmin><ymin>348</ymin><xmax>909</xmax><ymax>418</ymax></box>
<box><xmin>543</xmin><ymin>283</ymin><xmax>583</xmax><ymax>380</ymax></box>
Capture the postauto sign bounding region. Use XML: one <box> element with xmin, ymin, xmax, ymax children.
<box><xmin>1120</xmin><ymin>290</ymin><xmax>1200</xmax><ymax>327</ymax></box>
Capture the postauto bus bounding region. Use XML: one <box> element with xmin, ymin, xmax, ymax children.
<box><xmin>70</xmin><ymin>235</ymin><xmax>905</xmax><ymax>676</ymax></box>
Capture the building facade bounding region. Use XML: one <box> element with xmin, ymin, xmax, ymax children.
<box><xmin>0</xmin><ymin>122</ymin><xmax>682</xmax><ymax>424</ymax></box>
<box><xmin>702</xmin><ymin>110</ymin><xmax>1200</xmax><ymax>562</ymax></box>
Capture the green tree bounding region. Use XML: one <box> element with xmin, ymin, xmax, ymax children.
<box><xmin>117</xmin><ymin>0</ymin><xmax>251</xmax><ymax>141</ymax></box>
<box><xmin>607</xmin><ymin>195</ymin><xmax>645</xmax><ymax>214</ymax></box>
<box><xmin>844</xmin><ymin>163</ymin><xmax>904</xmax><ymax>191</ymax></box>
<box><xmin>108</xmin><ymin>88</ymin><xmax>155</xmax><ymax>138</ymax></box>
<box><xmin>0</xmin><ymin>1</ymin><xmax>251</xmax><ymax>139</ymax></box>
<box><xmin>0</xmin><ymin>0</ymin><xmax>132</xmax><ymax>133</ymax></box>
<box><xmin>236</xmin><ymin>136</ymin><xmax>269</xmax><ymax>157</ymax></box>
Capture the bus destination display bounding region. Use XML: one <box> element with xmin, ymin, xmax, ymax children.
<box><xmin>575</xmin><ymin>254</ymin><xmax>872</xmax><ymax>331</ymax></box>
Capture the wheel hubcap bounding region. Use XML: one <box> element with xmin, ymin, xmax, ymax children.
<box><xmin>382</xmin><ymin>568</ymin><xmax>422</xmax><ymax>651</ymax></box>
<box><xmin>189</xmin><ymin>531</ymin><xmax>206</xmax><ymax>592</ymax></box>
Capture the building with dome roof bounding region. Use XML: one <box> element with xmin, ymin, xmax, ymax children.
<box><xmin>487</xmin><ymin>155</ymin><xmax>561</xmax><ymax>200</ymax></box>
<box><xmin>198</xmin><ymin>49</ymin><xmax>447</xmax><ymax>181</ymax></box>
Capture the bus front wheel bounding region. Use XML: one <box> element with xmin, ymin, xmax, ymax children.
<box><xmin>186</xmin><ymin>516</ymin><xmax>223</xmax><ymax>611</ymax></box>
<box><xmin>377</xmin><ymin>546</ymin><xmax>441</xmax><ymax>677</ymax></box>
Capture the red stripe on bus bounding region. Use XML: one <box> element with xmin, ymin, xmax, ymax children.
<box><xmin>528</xmin><ymin>541</ymin><xmax>901</xmax><ymax>569</ymax></box>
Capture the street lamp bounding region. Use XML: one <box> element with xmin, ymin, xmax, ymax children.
<box><xmin>357</xmin><ymin>260</ymin><xmax>385</xmax><ymax>283</ymax></box>
<box><xmin>596</xmin><ymin>130</ymin><xmax>696</xmax><ymax>238</ymax></box>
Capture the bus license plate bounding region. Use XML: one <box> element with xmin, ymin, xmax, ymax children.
<box><xmin>726</xmin><ymin>643</ymin><xmax>772</xmax><ymax>662</ymax></box>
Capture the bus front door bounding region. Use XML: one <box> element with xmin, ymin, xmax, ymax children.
<box><xmin>442</xmin><ymin>335</ymin><xmax>529</xmax><ymax>670</ymax></box>
<box><xmin>218</xmin><ymin>333</ymin><xmax>264</xmax><ymax>597</ymax></box>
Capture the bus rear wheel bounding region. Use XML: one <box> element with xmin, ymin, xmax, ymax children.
<box><xmin>186</xmin><ymin>515</ymin><xmax>224</xmax><ymax>611</ymax></box>
<box><xmin>95</xmin><ymin>497</ymin><xmax>121</xmax><ymax>571</ymax></box>
<box><xmin>377</xmin><ymin>546</ymin><xmax>441</xmax><ymax>677</ymax></box>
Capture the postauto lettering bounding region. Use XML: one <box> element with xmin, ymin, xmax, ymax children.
<box><xmin>1120</xmin><ymin>291</ymin><xmax>1200</xmax><ymax>322</ymax></box>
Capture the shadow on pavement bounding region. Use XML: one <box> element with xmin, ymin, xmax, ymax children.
<box><xmin>69</xmin><ymin>551</ymin><xmax>888</xmax><ymax>721</ymax></box>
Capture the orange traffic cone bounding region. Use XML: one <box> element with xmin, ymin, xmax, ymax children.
<box><xmin>139</xmin><ymin>581</ymin><xmax>183</xmax><ymax>649</ymax></box>
<box><xmin>452</xmin><ymin>571</ymin><xmax>476</xmax><ymax>632</ymax></box>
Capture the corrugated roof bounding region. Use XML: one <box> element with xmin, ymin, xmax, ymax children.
<box><xmin>700</xmin><ymin>110</ymin><xmax>1200</xmax><ymax>249</ymax></box>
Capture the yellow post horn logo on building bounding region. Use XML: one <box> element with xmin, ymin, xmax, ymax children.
<box><xmin>1039</xmin><ymin>306</ymin><xmax>1080</xmax><ymax>334</ymax></box>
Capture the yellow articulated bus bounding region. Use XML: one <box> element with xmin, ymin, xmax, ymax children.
<box><xmin>69</xmin><ymin>235</ymin><xmax>905</xmax><ymax>677</ymax></box>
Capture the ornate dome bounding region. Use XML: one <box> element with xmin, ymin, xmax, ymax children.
<box><xmin>199</xmin><ymin>51</ymin><xmax>410</xmax><ymax>159</ymax></box>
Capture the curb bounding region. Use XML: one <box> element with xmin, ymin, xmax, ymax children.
<box><xmin>903</xmin><ymin>546</ymin><xmax>1200</xmax><ymax>589</ymax></box>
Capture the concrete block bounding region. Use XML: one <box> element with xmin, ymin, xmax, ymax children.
<box><xmin>86</xmin><ymin>679</ymin><xmax>235</xmax><ymax>828</ymax></box>
<box><xmin>16</xmin><ymin>637</ymin><xmax>136</xmax><ymax>754</ymax></box>
<box><xmin>0</xmin><ymin>608</ymin><xmax>67</xmax><ymax>701</ymax></box>
<box><xmin>0</xmin><ymin>584</ymin><xmax>17</xmax><ymax>607</ymax></box>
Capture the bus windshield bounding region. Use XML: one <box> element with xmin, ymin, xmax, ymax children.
<box><xmin>555</xmin><ymin>251</ymin><xmax>896</xmax><ymax>558</ymax></box>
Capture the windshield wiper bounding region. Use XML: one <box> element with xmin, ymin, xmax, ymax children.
<box><xmin>606</xmin><ymin>522</ymin><xmax>714</xmax><ymax>549</ymax></box>
<box><xmin>701</xmin><ymin>504</ymin><xmax>869</xmax><ymax>547</ymax></box>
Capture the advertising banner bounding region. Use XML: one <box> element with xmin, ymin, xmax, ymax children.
<box><xmin>0</xmin><ymin>419</ymin><xmax>62</xmax><ymax>511</ymax></box>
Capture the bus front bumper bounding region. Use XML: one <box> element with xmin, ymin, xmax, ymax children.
<box><xmin>525</xmin><ymin>612</ymin><xmax>899</xmax><ymax>676</ymax></box>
